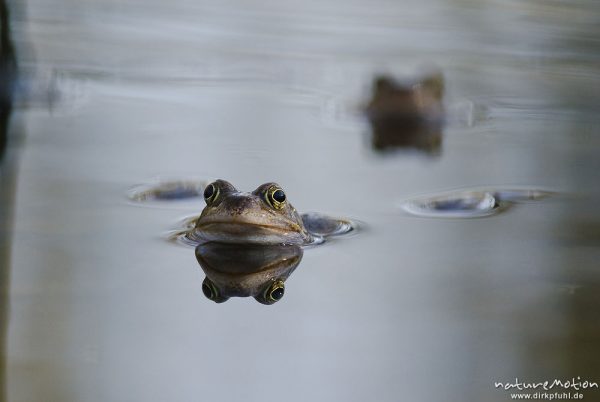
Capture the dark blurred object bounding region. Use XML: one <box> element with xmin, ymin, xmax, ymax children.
<box><xmin>0</xmin><ymin>2</ymin><xmax>14</xmax><ymax>399</ymax></box>
<box><xmin>366</xmin><ymin>69</ymin><xmax>444</xmax><ymax>155</ymax></box>
<box><xmin>128</xmin><ymin>180</ymin><xmax>207</xmax><ymax>202</ymax></box>
<box><xmin>0</xmin><ymin>0</ymin><xmax>16</xmax><ymax>161</ymax></box>
<box><xmin>195</xmin><ymin>243</ymin><xmax>303</xmax><ymax>305</ymax></box>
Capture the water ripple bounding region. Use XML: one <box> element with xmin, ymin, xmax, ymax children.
<box><xmin>400</xmin><ymin>187</ymin><xmax>555</xmax><ymax>218</ymax></box>
<box><xmin>168</xmin><ymin>212</ymin><xmax>359</xmax><ymax>248</ymax></box>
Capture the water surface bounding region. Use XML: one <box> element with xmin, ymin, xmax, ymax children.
<box><xmin>3</xmin><ymin>1</ymin><xmax>600</xmax><ymax>401</ymax></box>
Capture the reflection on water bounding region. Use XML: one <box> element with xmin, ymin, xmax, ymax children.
<box><xmin>195</xmin><ymin>243</ymin><xmax>302</xmax><ymax>304</ymax></box>
<box><xmin>365</xmin><ymin>69</ymin><xmax>444</xmax><ymax>155</ymax></box>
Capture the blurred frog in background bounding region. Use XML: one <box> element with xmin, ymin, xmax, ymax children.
<box><xmin>366</xmin><ymin>68</ymin><xmax>444</xmax><ymax>155</ymax></box>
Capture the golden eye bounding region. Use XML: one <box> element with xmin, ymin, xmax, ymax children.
<box><xmin>266</xmin><ymin>186</ymin><xmax>286</xmax><ymax>210</ymax></box>
<box><xmin>265</xmin><ymin>280</ymin><xmax>285</xmax><ymax>303</ymax></box>
<box><xmin>203</xmin><ymin>182</ymin><xmax>219</xmax><ymax>204</ymax></box>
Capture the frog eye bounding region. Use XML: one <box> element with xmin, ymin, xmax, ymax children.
<box><xmin>202</xmin><ymin>277</ymin><xmax>218</xmax><ymax>300</ymax></box>
<box><xmin>265</xmin><ymin>186</ymin><xmax>286</xmax><ymax>210</ymax></box>
<box><xmin>265</xmin><ymin>280</ymin><xmax>285</xmax><ymax>303</ymax></box>
<box><xmin>203</xmin><ymin>182</ymin><xmax>219</xmax><ymax>204</ymax></box>
<box><xmin>202</xmin><ymin>277</ymin><xmax>229</xmax><ymax>303</ymax></box>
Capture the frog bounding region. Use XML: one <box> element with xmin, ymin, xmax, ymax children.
<box><xmin>365</xmin><ymin>69</ymin><xmax>445</xmax><ymax>154</ymax></box>
<box><xmin>192</xmin><ymin>179</ymin><xmax>353</xmax><ymax>246</ymax></box>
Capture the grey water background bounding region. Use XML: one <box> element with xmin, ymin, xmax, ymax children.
<box><xmin>2</xmin><ymin>0</ymin><xmax>600</xmax><ymax>401</ymax></box>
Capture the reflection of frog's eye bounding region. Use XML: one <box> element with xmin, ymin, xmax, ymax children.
<box><xmin>203</xmin><ymin>183</ymin><xmax>219</xmax><ymax>204</ymax></box>
<box><xmin>202</xmin><ymin>277</ymin><xmax>220</xmax><ymax>301</ymax></box>
<box><xmin>266</xmin><ymin>280</ymin><xmax>285</xmax><ymax>303</ymax></box>
<box><xmin>266</xmin><ymin>186</ymin><xmax>286</xmax><ymax>210</ymax></box>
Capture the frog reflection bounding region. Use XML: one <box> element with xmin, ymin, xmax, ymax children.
<box><xmin>195</xmin><ymin>242</ymin><xmax>303</xmax><ymax>304</ymax></box>
<box><xmin>366</xmin><ymin>70</ymin><xmax>444</xmax><ymax>154</ymax></box>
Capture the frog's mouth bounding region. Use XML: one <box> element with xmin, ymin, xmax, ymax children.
<box><xmin>194</xmin><ymin>216</ymin><xmax>309</xmax><ymax>245</ymax></box>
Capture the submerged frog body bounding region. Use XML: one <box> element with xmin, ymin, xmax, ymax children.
<box><xmin>194</xmin><ymin>180</ymin><xmax>315</xmax><ymax>245</ymax></box>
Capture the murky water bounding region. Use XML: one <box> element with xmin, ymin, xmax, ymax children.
<box><xmin>2</xmin><ymin>0</ymin><xmax>600</xmax><ymax>401</ymax></box>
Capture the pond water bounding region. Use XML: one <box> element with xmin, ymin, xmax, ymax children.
<box><xmin>2</xmin><ymin>0</ymin><xmax>600</xmax><ymax>401</ymax></box>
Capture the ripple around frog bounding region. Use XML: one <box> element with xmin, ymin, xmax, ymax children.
<box><xmin>399</xmin><ymin>188</ymin><xmax>555</xmax><ymax>219</ymax></box>
<box><xmin>128</xmin><ymin>179</ymin><xmax>209</xmax><ymax>204</ymax></box>
<box><xmin>167</xmin><ymin>212</ymin><xmax>358</xmax><ymax>247</ymax></box>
